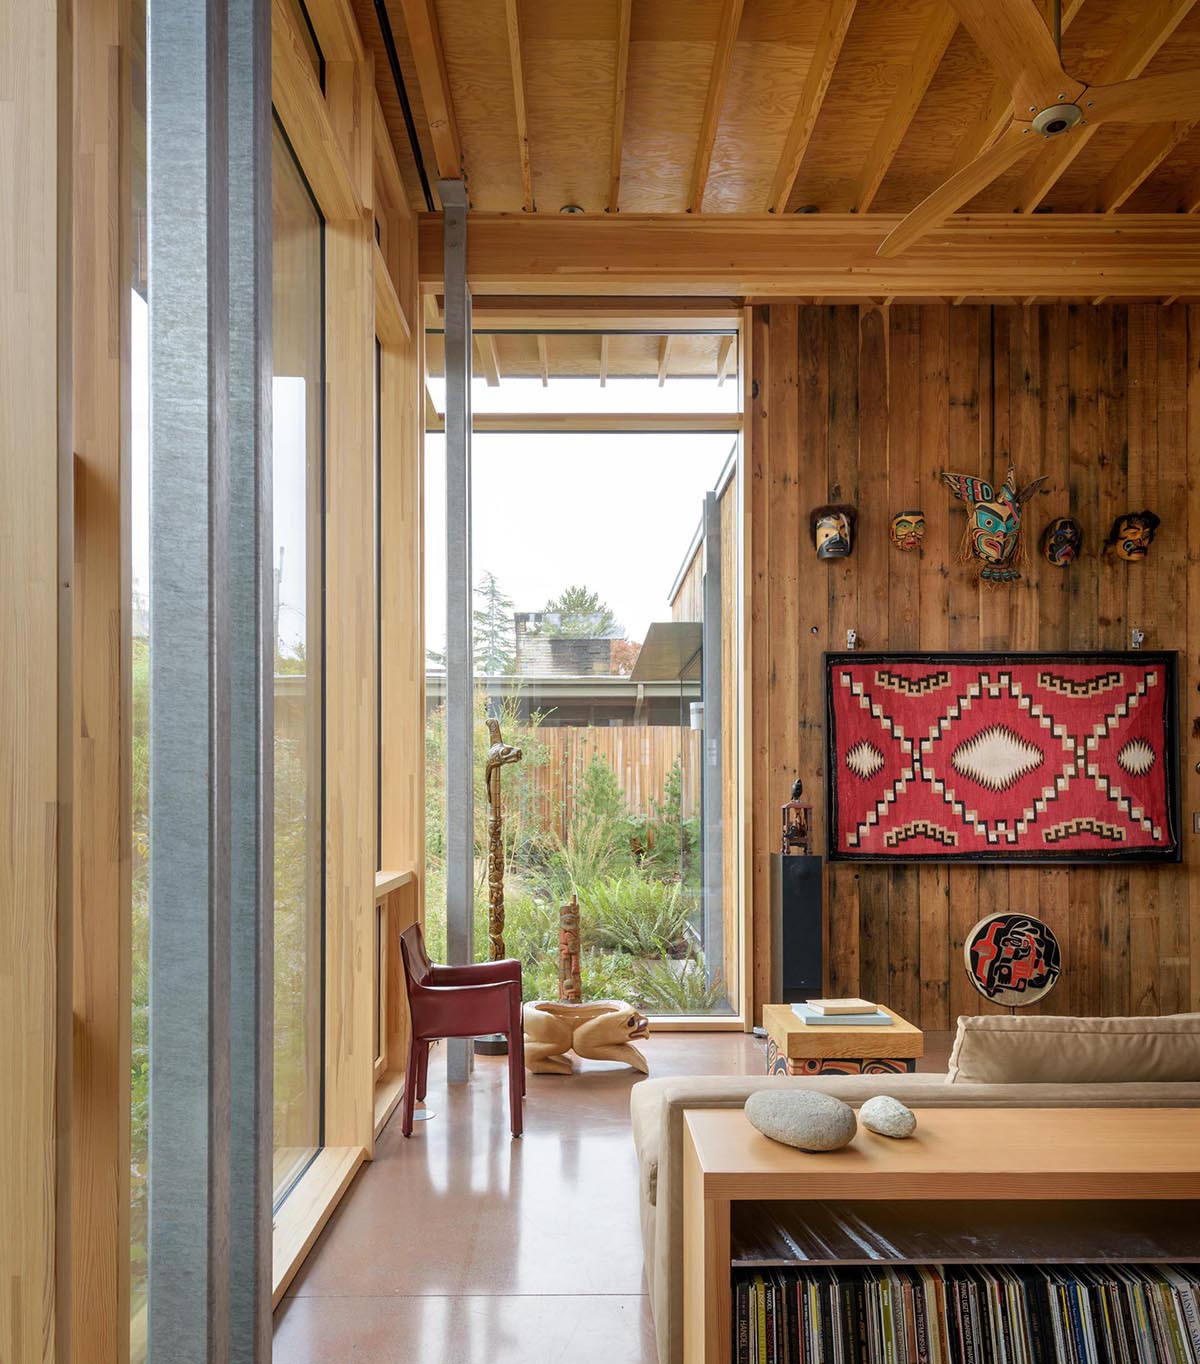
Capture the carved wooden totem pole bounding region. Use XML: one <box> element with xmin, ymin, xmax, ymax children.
<box><xmin>558</xmin><ymin>896</ymin><xmax>582</xmax><ymax>1003</ymax></box>
<box><xmin>485</xmin><ymin>717</ymin><xmax>523</xmax><ymax>960</ymax></box>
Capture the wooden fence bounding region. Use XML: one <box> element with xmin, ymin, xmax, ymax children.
<box><xmin>521</xmin><ymin>725</ymin><xmax>700</xmax><ymax>840</ymax></box>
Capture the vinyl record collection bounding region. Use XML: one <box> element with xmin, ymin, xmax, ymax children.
<box><xmin>733</xmin><ymin>1264</ymin><xmax>1200</xmax><ymax>1364</ymax></box>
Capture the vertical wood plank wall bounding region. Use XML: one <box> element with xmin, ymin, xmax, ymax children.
<box><xmin>749</xmin><ymin>303</ymin><xmax>1200</xmax><ymax>1029</ymax></box>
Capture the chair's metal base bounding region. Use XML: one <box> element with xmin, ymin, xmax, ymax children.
<box><xmin>411</xmin><ymin>1107</ymin><xmax>435</xmax><ymax>1122</ymax></box>
<box><xmin>473</xmin><ymin>1033</ymin><xmax>508</xmax><ymax>1056</ymax></box>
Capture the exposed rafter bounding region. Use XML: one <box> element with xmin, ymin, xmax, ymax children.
<box><xmin>395</xmin><ymin>0</ymin><xmax>464</xmax><ymax>182</ymax></box>
<box><xmin>851</xmin><ymin>1</ymin><xmax>959</xmax><ymax>213</ymax></box>
<box><xmin>608</xmin><ymin>0</ymin><xmax>632</xmax><ymax>212</ymax></box>
<box><xmin>687</xmin><ymin>0</ymin><xmax>746</xmax><ymax>213</ymax></box>
<box><xmin>716</xmin><ymin>334</ymin><xmax>735</xmax><ymax>386</ymax></box>
<box><xmin>947</xmin><ymin>0</ymin><xmax>1086</xmax><ymax>180</ymax></box>
<box><xmin>657</xmin><ymin>335</ymin><xmax>674</xmax><ymax>386</ymax></box>
<box><xmin>1011</xmin><ymin>0</ymin><xmax>1198</xmax><ymax>213</ymax></box>
<box><xmin>424</xmin><ymin>292</ymin><xmax>441</xmax><ymax>327</ymax></box>
<box><xmin>1183</xmin><ymin>170</ymin><xmax>1200</xmax><ymax>213</ymax></box>
<box><xmin>600</xmin><ymin>335</ymin><xmax>610</xmax><ymax>387</ymax></box>
<box><xmin>478</xmin><ymin>334</ymin><xmax>501</xmax><ymax>386</ymax></box>
<box><xmin>503</xmin><ymin>0</ymin><xmax>535</xmax><ymax>212</ymax></box>
<box><xmin>766</xmin><ymin>0</ymin><xmax>858</xmax><ymax>213</ymax></box>
<box><xmin>537</xmin><ymin>335</ymin><xmax>549</xmax><ymax>387</ymax></box>
<box><xmin>1089</xmin><ymin>121</ymin><xmax>1195</xmax><ymax>212</ymax></box>
<box><xmin>425</xmin><ymin>382</ymin><xmax>440</xmax><ymax>428</ymax></box>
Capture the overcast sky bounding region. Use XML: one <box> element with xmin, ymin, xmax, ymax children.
<box><xmin>424</xmin><ymin>376</ymin><xmax>736</xmax><ymax>650</ymax></box>
<box><xmin>132</xmin><ymin>299</ymin><xmax>738</xmax><ymax>658</ymax></box>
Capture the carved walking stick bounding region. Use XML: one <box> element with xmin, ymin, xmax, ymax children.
<box><xmin>484</xmin><ymin>717</ymin><xmax>523</xmax><ymax>961</ymax></box>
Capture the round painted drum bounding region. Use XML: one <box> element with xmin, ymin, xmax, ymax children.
<box><xmin>963</xmin><ymin>912</ymin><xmax>1062</xmax><ymax>1007</ymax></box>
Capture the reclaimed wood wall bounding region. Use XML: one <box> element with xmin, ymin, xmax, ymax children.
<box><xmin>749</xmin><ymin>303</ymin><xmax>1200</xmax><ymax>1029</ymax></box>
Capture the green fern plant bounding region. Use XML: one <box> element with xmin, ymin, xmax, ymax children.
<box><xmin>631</xmin><ymin>954</ymin><xmax>730</xmax><ymax>1015</ymax></box>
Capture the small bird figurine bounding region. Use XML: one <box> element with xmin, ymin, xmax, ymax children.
<box><xmin>791</xmin><ymin>777</ymin><xmax>804</xmax><ymax>801</ymax></box>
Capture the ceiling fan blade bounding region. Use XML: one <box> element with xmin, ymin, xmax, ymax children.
<box><xmin>1084</xmin><ymin>71</ymin><xmax>1200</xmax><ymax>125</ymax></box>
<box><xmin>876</xmin><ymin>122</ymin><xmax>1037</xmax><ymax>258</ymax></box>
<box><xmin>949</xmin><ymin>0</ymin><xmax>1081</xmax><ymax>112</ymax></box>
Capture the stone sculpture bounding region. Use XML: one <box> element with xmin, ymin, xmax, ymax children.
<box><xmin>558</xmin><ymin>896</ymin><xmax>581</xmax><ymax>1003</ymax></box>
<box><xmin>943</xmin><ymin>465</ymin><xmax>1046</xmax><ymax>585</ymax></box>
<box><xmin>744</xmin><ymin>1090</ymin><xmax>857</xmax><ymax>1151</ymax></box>
<box><xmin>485</xmin><ymin>717</ymin><xmax>523</xmax><ymax>961</ymax></box>
<box><xmin>859</xmin><ymin>1095</ymin><xmax>917</xmax><ymax>1139</ymax></box>
<box><xmin>523</xmin><ymin>1000</ymin><xmax>650</xmax><ymax>1074</ymax></box>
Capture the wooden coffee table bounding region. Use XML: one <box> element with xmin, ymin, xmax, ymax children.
<box><xmin>762</xmin><ymin>1002</ymin><xmax>923</xmax><ymax>1076</ymax></box>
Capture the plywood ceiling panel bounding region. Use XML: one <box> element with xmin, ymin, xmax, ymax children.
<box><xmin>357</xmin><ymin>0</ymin><xmax>1200</xmax><ymax>239</ymax></box>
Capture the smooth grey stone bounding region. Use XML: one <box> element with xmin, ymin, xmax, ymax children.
<box><xmin>744</xmin><ymin>1089</ymin><xmax>857</xmax><ymax>1152</ymax></box>
<box><xmin>859</xmin><ymin>1095</ymin><xmax>917</xmax><ymax>1139</ymax></box>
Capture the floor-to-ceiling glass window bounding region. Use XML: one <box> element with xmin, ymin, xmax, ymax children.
<box><xmin>424</xmin><ymin>331</ymin><xmax>741</xmax><ymax>1017</ymax></box>
<box><xmin>271</xmin><ymin>120</ymin><xmax>325</xmax><ymax>1201</ymax></box>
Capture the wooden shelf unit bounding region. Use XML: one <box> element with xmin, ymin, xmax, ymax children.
<box><xmin>681</xmin><ymin>1108</ymin><xmax>1200</xmax><ymax>1364</ymax></box>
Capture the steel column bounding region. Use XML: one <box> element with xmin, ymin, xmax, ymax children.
<box><xmin>701</xmin><ymin>491</ymin><xmax>724</xmax><ymax>993</ymax></box>
<box><xmin>440</xmin><ymin>179</ymin><xmax>475</xmax><ymax>1082</ymax></box>
<box><xmin>147</xmin><ymin>0</ymin><xmax>272</xmax><ymax>1357</ymax></box>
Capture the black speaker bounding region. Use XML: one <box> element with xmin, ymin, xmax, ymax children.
<box><xmin>769</xmin><ymin>852</ymin><xmax>823</xmax><ymax>1003</ymax></box>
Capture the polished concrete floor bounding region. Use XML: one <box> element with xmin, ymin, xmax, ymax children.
<box><xmin>273</xmin><ymin>1029</ymin><xmax>953</xmax><ymax>1364</ymax></box>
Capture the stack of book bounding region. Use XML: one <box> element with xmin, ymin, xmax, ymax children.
<box><xmin>791</xmin><ymin>998</ymin><xmax>892</xmax><ymax>1026</ymax></box>
<box><xmin>732</xmin><ymin>1264</ymin><xmax>1200</xmax><ymax>1364</ymax></box>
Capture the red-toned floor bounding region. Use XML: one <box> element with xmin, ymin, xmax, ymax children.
<box><xmin>273</xmin><ymin>1029</ymin><xmax>953</xmax><ymax>1363</ymax></box>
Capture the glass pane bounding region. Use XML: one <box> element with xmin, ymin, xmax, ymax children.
<box><xmin>272</xmin><ymin>121</ymin><xmax>324</xmax><ymax>1202</ymax></box>
<box><xmin>424</xmin><ymin>421</ymin><xmax>739</xmax><ymax>1017</ymax></box>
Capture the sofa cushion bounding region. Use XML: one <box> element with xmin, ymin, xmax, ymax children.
<box><xmin>947</xmin><ymin>1013</ymin><xmax>1200</xmax><ymax>1085</ymax></box>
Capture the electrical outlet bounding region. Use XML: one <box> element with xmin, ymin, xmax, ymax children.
<box><xmin>1194</xmin><ymin>812</ymin><xmax>1200</xmax><ymax>835</ymax></box>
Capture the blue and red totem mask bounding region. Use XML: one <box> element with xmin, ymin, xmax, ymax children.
<box><xmin>942</xmin><ymin>465</ymin><xmax>1046</xmax><ymax>585</ymax></box>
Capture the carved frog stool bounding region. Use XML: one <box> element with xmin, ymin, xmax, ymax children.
<box><xmin>522</xmin><ymin>1000</ymin><xmax>650</xmax><ymax>1075</ymax></box>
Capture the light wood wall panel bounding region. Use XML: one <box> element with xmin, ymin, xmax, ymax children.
<box><xmin>71</xmin><ymin>0</ymin><xmax>131</xmax><ymax>1357</ymax></box>
<box><xmin>749</xmin><ymin>303</ymin><xmax>1200</xmax><ymax>1028</ymax></box>
<box><xmin>1</xmin><ymin>0</ymin><xmax>71</xmax><ymax>1357</ymax></box>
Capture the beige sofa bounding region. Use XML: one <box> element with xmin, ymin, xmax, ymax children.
<box><xmin>630</xmin><ymin>1013</ymin><xmax>1200</xmax><ymax>1364</ymax></box>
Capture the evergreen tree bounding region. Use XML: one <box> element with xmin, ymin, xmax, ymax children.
<box><xmin>473</xmin><ymin>569</ymin><xmax>516</xmax><ymax>674</ymax></box>
<box><xmin>539</xmin><ymin>583</ymin><xmax>622</xmax><ymax>639</ymax></box>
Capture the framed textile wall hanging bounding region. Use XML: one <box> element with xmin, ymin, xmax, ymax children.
<box><xmin>825</xmin><ymin>652</ymin><xmax>1180</xmax><ymax>864</ymax></box>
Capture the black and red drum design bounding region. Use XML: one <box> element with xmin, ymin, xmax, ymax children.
<box><xmin>765</xmin><ymin>1040</ymin><xmax>915</xmax><ymax>1077</ymax></box>
<box><xmin>964</xmin><ymin>912</ymin><xmax>1062</xmax><ymax>1007</ymax></box>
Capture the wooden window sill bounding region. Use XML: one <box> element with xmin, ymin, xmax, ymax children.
<box><xmin>272</xmin><ymin>1145</ymin><xmax>365</xmax><ymax>1307</ymax></box>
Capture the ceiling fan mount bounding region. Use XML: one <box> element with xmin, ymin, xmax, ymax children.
<box><xmin>876</xmin><ymin>0</ymin><xmax>1200</xmax><ymax>256</ymax></box>
<box><xmin>1030</xmin><ymin>102</ymin><xmax>1084</xmax><ymax>137</ymax></box>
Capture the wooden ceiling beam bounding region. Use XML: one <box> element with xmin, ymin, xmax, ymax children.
<box><xmin>766</xmin><ymin>0</ymin><xmax>858</xmax><ymax>214</ymax></box>
<box><xmin>478</xmin><ymin>334</ymin><xmax>502</xmax><ymax>386</ymax></box>
<box><xmin>851</xmin><ymin>1</ymin><xmax>959</xmax><ymax>213</ymax></box>
<box><xmin>948</xmin><ymin>0</ymin><xmax>1086</xmax><ymax>178</ymax></box>
<box><xmin>608</xmin><ymin>0</ymin><xmax>632</xmax><ymax>212</ymax></box>
<box><xmin>1179</xmin><ymin>169</ymin><xmax>1200</xmax><ymax>213</ymax></box>
<box><xmin>1012</xmin><ymin>0</ymin><xmax>1198</xmax><ymax>213</ymax></box>
<box><xmin>271</xmin><ymin>0</ymin><xmax>362</xmax><ymax>220</ymax></box>
<box><xmin>657</xmin><ymin>335</ymin><xmax>675</xmax><ymax>386</ymax></box>
<box><xmin>374</xmin><ymin>242</ymin><xmax>413</xmax><ymax>345</ymax></box>
<box><xmin>600</xmin><ymin>335</ymin><xmax>610</xmax><ymax>387</ymax></box>
<box><xmin>418</xmin><ymin>211</ymin><xmax>1200</xmax><ymax>297</ymax></box>
<box><xmin>465</xmin><ymin>297</ymin><xmax>741</xmax><ymax>330</ymax></box>
<box><xmin>716</xmin><ymin>334</ymin><xmax>735</xmax><ymax>386</ymax></box>
<box><xmin>1088</xmin><ymin>121</ymin><xmax>1195</xmax><ymax>212</ymax></box>
<box><xmin>503</xmin><ymin>0</ymin><xmax>535</xmax><ymax>212</ymax></box>
<box><xmin>537</xmin><ymin>335</ymin><xmax>549</xmax><ymax>387</ymax></box>
<box><xmin>395</xmin><ymin>0</ymin><xmax>464</xmax><ymax>182</ymax></box>
<box><xmin>687</xmin><ymin>0</ymin><xmax>746</xmax><ymax>214</ymax></box>
<box><xmin>303</xmin><ymin>0</ymin><xmax>365</xmax><ymax>64</ymax></box>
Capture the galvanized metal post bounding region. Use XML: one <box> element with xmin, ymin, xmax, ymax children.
<box><xmin>701</xmin><ymin>491</ymin><xmax>724</xmax><ymax>994</ymax></box>
<box><xmin>147</xmin><ymin>0</ymin><xmax>272</xmax><ymax>1356</ymax></box>
<box><xmin>440</xmin><ymin>179</ymin><xmax>475</xmax><ymax>1082</ymax></box>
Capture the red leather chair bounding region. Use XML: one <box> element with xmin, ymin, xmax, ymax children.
<box><xmin>398</xmin><ymin>923</ymin><xmax>526</xmax><ymax>1138</ymax></box>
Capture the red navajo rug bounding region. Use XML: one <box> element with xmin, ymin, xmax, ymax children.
<box><xmin>825</xmin><ymin>653</ymin><xmax>1180</xmax><ymax>863</ymax></box>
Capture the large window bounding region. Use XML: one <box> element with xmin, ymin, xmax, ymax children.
<box><xmin>425</xmin><ymin>335</ymin><xmax>740</xmax><ymax>1017</ymax></box>
<box><xmin>271</xmin><ymin>121</ymin><xmax>325</xmax><ymax>1202</ymax></box>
